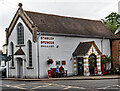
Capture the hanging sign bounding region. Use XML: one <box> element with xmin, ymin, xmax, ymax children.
<box><xmin>41</xmin><ymin>36</ymin><xmax>55</xmax><ymax>48</ymax></box>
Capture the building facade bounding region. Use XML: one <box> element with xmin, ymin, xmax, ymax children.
<box><xmin>112</xmin><ymin>3</ymin><xmax>120</xmax><ymax>69</ymax></box>
<box><xmin>112</xmin><ymin>31</ymin><xmax>120</xmax><ymax>69</ymax></box>
<box><xmin>5</xmin><ymin>3</ymin><xmax>113</xmax><ymax>78</ymax></box>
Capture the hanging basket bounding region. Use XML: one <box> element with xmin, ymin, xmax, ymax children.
<box><xmin>47</xmin><ymin>59</ymin><xmax>54</xmax><ymax>65</ymax></box>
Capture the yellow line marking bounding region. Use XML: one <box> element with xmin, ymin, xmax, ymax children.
<box><xmin>16</xmin><ymin>84</ymin><xmax>25</xmax><ymax>87</ymax></box>
<box><xmin>5</xmin><ymin>85</ymin><xmax>27</xmax><ymax>90</ymax></box>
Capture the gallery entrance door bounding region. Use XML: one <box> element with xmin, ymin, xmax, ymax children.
<box><xmin>77</xmin><ymin>57</ymin><xmax>84</xmax><ymax>75</ymax></box>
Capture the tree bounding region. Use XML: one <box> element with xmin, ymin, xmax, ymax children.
<box><xmin>101</xmin><ymin>12</ymin><xmax>120</xmax><ymax>33</ymax></box>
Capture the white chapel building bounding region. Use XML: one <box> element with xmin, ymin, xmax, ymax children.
<box><xmin>5</xmin><ymin>3</ymin><xmax>113</xmax><ymax>78</ymax></box>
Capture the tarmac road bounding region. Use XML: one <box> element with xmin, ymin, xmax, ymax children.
<box><xmin>1</xmin><ymin>79</ymin><xmax>120</xmax><ymax>91</ymax></box>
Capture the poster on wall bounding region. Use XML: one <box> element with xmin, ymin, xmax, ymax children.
<box><xmin>40</xmin><ymin>36</ymin><xmax>55</xmax><ymax>48</ymax></box>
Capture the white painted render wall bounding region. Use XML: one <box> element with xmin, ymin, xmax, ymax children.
<box><xmin>39</xmin><ymin>35</ymin><xmax>111</xmax><ymax>78</ymax></box>
<box><xmin>7</xmin><ymin>18</ymin><xmax>38</xmax><ymax>78</ymax></box>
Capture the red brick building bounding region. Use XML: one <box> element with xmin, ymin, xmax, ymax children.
<box><xmin>112</xmin><ymin>31</ymin><xmax>120</xmax><ymax>68</ymax></box>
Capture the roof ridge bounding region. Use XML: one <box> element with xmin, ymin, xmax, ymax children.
<box><xmin>80</xmin><ymin>41</ymin><xmax>94</xmax><ymax>44</ymax></box>
<box><xmin>24</xmin><ymin>10</ymin><xmax>101</xmax><ymax>22</ymax></box>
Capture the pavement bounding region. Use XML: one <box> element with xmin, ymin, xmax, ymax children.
<box><xmin>2</xmin><ymin>75</ymin><xmax>120</xmax><ymax>81</ymax></box>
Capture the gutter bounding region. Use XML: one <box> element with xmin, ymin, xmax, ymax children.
<box><xmin>39</xmin><ymin>32</ymin><xmax>113</xmax><ymax>39</ymax></box>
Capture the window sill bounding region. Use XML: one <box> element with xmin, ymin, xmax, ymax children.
<box><xmin>10</xmin><ymin>67</ymin><xmax>15</xmax><ymax>69</ymax></box>
<box><xmin>27</xmin><ymin>67</ymin><xmax>34</xmax><ymax>69</ymax></box>
<box><xmin>16</xmin><ymin>45</ymin><xmax>25</xmax><ymax>47</ymax></box>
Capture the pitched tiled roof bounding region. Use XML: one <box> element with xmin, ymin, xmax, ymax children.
<box><xmin>73</xmin><ymin>41</ymin><xmax>94</xmax><ymax>56</ymax></box>
<box><xmin>25</xmin><ymin>11</ymin><xmax>113</xmax><ymax>38</ymax></box>
<box><xmin>14</xmin><ymin>48</ymin><xmax>25</xmax><ymax>55</ymax></box>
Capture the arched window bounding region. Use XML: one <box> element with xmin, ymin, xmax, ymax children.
<box><xmin>17</xmin><ymin>23</ymin><xmax>24</xmax><ymax>44</ymax></box>
<box><xmin>28</xmin><ymin>40</ymin><xmax>32</xmax><ymax>67</ymax></box>
<box><xmin>10</xmin><ymin>42</ymin><xmax>14</xmax><ymax>66</ymax></box>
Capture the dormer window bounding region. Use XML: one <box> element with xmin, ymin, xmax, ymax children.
<box><xmin>17</xmin><ymin>23</ymin><xmax>24</xmax><ymax>45</ymax></box>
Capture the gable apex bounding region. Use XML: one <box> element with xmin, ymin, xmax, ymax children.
<box><xmin>86</xmin><ymin>41</ymin><xmax>102</xmax><ymax>55</ymax></box>
<box><xmin>6</xmin><ymin>4</ymin><xmax>38</xmax><ymax>44</ymax></box>
<box><xmin>73</xmin><ymin>41</ymin><xmax>101</xmax><ymax>56</ymax></box>
<box><xmin>7</xmin><ymin>8</ymin><xmax>34</xmax><ymax>37</ymax></box>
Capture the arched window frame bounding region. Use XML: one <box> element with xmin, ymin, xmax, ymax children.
<box><xmin>10</xmin><ymin>42</ymin><xmax>14</xmax><ymax>67</ymax></box>
<box><xmin>17</xmin><ymin>22</ymin><xmax>24</xmax><ymax>45</ymax></box>
<box><xmin>28</xmin><ymin>40</ymin><xmax>32</xmax><ymax>67</ymax></box>
<box><xmin>89</xmin><ymin>53</ymin><xmax>97</xmax><ymax>67</ymax></box>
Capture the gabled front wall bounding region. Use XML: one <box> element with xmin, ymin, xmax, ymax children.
<box><xmin>39</xmin><ymin>35</ymin><xmax>111</xmax><ymax>77</ymax></box>
<box><xmin>7</xmin><ymin>17</ymin><xmax>38</xmax><ymax>78</ymax></box>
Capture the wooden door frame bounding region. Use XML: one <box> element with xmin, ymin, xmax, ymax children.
<box><xmin>17</xmin><ymin>58</ymin><xmax>23</xmax><ymax>78</ymax></box>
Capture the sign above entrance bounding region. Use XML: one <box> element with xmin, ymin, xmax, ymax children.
<box><xmin>41</xmin><ymin>36</ymin><xmax>55</xmax><ymax>48</ymax></box>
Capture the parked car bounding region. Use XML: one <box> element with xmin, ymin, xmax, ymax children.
<box><xmin>0</xmin><ymin>66</ymin><xmax>6</xmax><ymax>78</ymax></box>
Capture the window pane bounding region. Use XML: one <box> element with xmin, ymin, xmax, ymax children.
<box><xmin>17</xmin><ymin>23</ymin><xmax>24</xmax><ymax>44</ymax></box>
<box><xmin>28</xmin><ymin>41</ymin><xmax>32</xmax><ymax>67</ymax></box>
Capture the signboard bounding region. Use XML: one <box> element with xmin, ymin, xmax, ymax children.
<box><xmin>41</xmin><ymin>36</ymin><xmax>55</xmax><ymax>48</ymax></box>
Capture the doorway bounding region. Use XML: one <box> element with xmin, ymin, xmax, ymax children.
<box><xmin>101</xmin><ymin>55</ymin><xmax>107</xmax><ymax>74</ymax></box>
<box><xmin>89</xmin><ymin>54</ymin><xmax>97</xmax><ymax>75</ymax></box>
<box><xmin>17</xmin><ymin>58</ymin><xmax>23</xmax><ymax>78</ymax></box>
<box><xmin>77</xmin><ymin>57</ymin><xmax>84</xmax><ymax>75</ymax></box>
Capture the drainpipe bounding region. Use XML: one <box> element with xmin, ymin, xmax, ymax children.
<box><xmin>110</xmin><ymin>39</ymin><xmax>113</xmax><ymax>68</ymax></box>
<box><xmin>37</xmin><ymin>32</ymin><xmax>41</xmax><ymax>79</ymax></box>
<box><xmin>110</xmin><ymin>39</ymin><xmax>112</xmax><ymax>58</ymax></box>
<box><xmin>101</xmin><ymin>37</ymin><xmax>105</xmax><ymax>54</ymax></box>
<box><xmin>101</xmin><ymin>38</ymin><xmax>103</xmax><ymax>54</ymax></box>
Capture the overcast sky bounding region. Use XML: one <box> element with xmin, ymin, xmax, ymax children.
<box><xmin>0</xmin><ymin>0</ymin><xmax>119</xmax><ymax>50</ymax></box>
